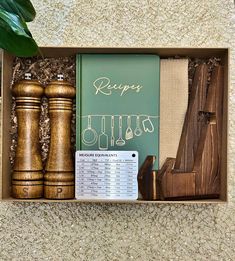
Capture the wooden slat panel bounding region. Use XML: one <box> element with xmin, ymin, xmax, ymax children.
<box><xmin>174</xmin><ymin>64</ymin><xmax>208</xmax><ymax>172</ymax></box>
<box><xmin>193</xmin><ymin>66</ymin><xmax>223</xmax><ymax>196</ymax></box>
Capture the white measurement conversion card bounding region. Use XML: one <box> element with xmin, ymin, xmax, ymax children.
<box><xmin>75</xmin><ymin>151</ymin><xmax>138</xmax><ymax>200</ymax></box>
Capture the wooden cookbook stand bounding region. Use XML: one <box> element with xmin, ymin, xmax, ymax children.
<box><xmin>156</xmin><ymin>64</ymin><xmax>224</xmax><ymax>200</ymax></box>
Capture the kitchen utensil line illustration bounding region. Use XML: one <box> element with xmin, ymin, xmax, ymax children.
<box><xmin>116</xmin><ymin>116</ymin><xmax>126</xmax><ymax>146</ymax></box>
<box><xmin>80</xmin><ymin>114</ymin><xmax>159</xmax><ymax>118</ymax></box>
<box><xmin>142</xmin><ymin>116</ymin><xmax>155</xmax><ymax>133</ymax></box>
<box><xmin>134</xmin><ymin>115</ymin><xmax>143</xmax><ymax>136</ymax></box>
<box><xmin>111</xmin><ymin>116</ymin><xmax>115</xmax><ymax>146</ymax></box>
<box><xmin>125</xmin><ymin>115</ymin><xmax>134</xmax><ymax>140</ymax></box>
<box><xmin>98</xmin><ymin>116</ymin><xmax>108</xmax><ymax>150</ymax></box>
<box><xmin>81</xmin><ymin>114</ymin><xmax>158</xmax><ymax>149</ymax></box>
<box><xmin>81</xmin><ymin>115</ymin><xmax>98</xmax><ymax>146</ymax></box>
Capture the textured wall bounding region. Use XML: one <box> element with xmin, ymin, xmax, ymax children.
<box><xmin>1</xmin><ymin>0</ymin><xmax>235</xmax><ymax>260</ymax></box>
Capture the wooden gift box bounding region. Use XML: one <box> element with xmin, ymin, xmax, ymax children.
<box><xmin>0</xmin><ymin>47</ymin><xmax>229</xmax><ymax>203</ymax></box>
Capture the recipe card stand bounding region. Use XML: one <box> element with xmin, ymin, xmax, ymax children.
<box><xmin>157</xmin><ymin>65</ymin><xmax>224</xmax><ymax>200</ymax></box>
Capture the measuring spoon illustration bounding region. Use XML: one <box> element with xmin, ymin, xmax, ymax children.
<box><xmin>111</xmin><ymin>116</ymin><xmax>115</xmax><ymax>146</ymax></box>
<box><xmin>98</xmin><ymin>116</ymin><xmax>108</xmax><ymax>150</ymax></box>
<box><xmin>82</xmin><ymin>115</ymin><xmax>98</xmax><ymax>146</ymax></box>
<box><xmin>134</xmin><ymin>115</ymin><xmax>143</xmax><ymax>136</ymax></box>
<box><xmin>116</xmin><ymin>116</ymin><xmax>125</xmax><ymax>146</ymax></box>
<box><xmin>142</xmin><ymin>116</ymin><xmax>154</xmax><ymax>133</ymax></box>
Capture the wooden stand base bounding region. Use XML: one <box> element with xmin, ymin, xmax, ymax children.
<box><xmin>138</xmin><ymin>156</ymin><xmax>158</xmax><ymax>200</ymax></box>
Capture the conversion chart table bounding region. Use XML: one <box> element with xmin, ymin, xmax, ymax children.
<box><xmin>75</xmin><ymin>151</ymin><xmax>138</xmax><ymax>200</ymax></box>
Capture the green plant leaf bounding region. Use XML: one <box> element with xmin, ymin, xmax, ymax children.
<box><xmin>0</xmin><ymin>11</ymin><xmax>38</xmax><ymax>56</ymax></box>
<box><xmin>0</xmin><ymin>8</ymin><xmax>32</xmax><ymax>36</ymax></box>
<box><xmin>0</xmin><ymin>0</ymin><xmax>36</xmax><ymax>22</ymax></box>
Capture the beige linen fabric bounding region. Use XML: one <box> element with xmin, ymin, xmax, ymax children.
<box><xmin>159</xmin><ymin>59</ymin><xmax>188</xmax><ymax>167</ymax></box>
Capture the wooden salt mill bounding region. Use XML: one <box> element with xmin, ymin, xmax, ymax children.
<box><xmin>44</xmin><ymin>75</ymin><xmax>75</xmax><ymax>199</ymax></box>
<box><xmin>12</xmin><ymin>73</ymin><xmax>44</xmax><ymax>198</ymax></box>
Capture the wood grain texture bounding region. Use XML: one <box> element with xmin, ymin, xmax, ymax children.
<box><xmin>11</xmin><ymin>79</ymin><xmax>44</xmax><ymax>199</ymax></box>
<box><xmin>44</xmin><ymin>79</ymin><xmax>76</xmax><ymax>199</ymax></box>
<box><xmin>157</xmin><ymin>158</ymin><xmax>196</xmax><ymax>199</ymax></box>
<box><xmin>158</xmin><ymin>65</ymin><xmax>223</xmax><ymax>199</ymax></box>
<box><xmin>193</xmin><ymin>66</ymin><xmax>224</xmax><ymax>196</ymax></box>
<box><xmin>164</xmin><ymin>171</ymin><xmax>196</xmax><ymax>199</ymax></box>
<box><xmin>137</xmin><ymin>155</ymin><xmax>158</xmax><ymax>200</ymax></box>
<box><xmin>156</xmin><ymin>157</ymin><xmax>176</xmax><ymax>199</ymax></box>
<box><xmin>175</xmin><ymin>64</ymin><xmax>208</xmax><ymax>172</ymax></box>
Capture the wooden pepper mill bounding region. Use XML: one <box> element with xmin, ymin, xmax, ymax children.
<box><xmin>44</xmin><ymin>75</ymin><xmax>75</xmax><ymax>199</ymax></box>
<box><xmin>12</xmin><ymin>73</ymin><xmax>44</xmax><ymax>198</ymax></box>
